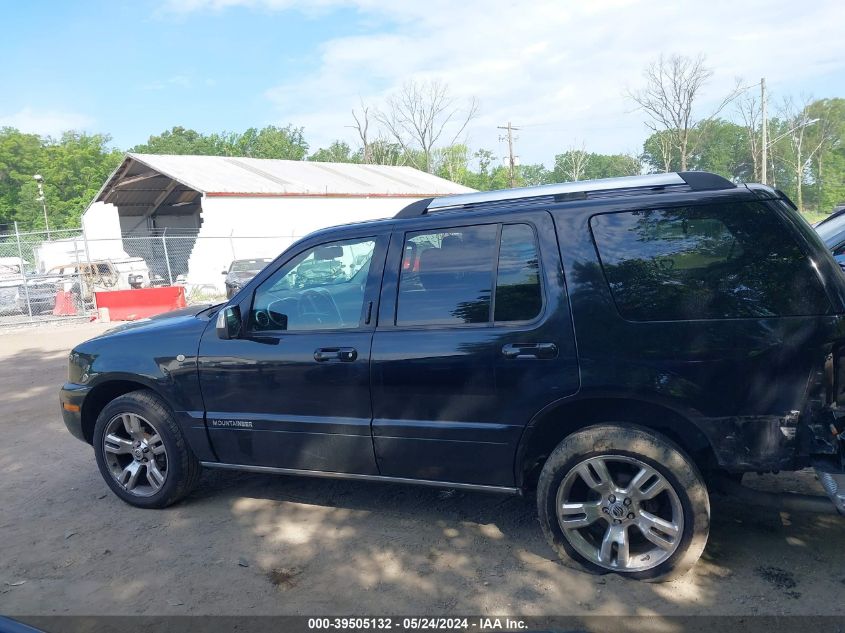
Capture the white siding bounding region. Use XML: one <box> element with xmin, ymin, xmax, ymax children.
<box><xmin>185</xmin><ymin>195</ymin><xmax>419</xmax><ymax>290</ymax></box>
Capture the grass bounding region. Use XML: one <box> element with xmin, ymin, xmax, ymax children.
<box><xmin>801</xmin><ymin>210</ymin><xmax>828</xmax><ymax>225</ymax></box>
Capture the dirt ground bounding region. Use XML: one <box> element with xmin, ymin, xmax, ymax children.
<box><xmin>1</xmin><ymin>322</ymin><xmax>843</xmax><ymax>617</ymax></box>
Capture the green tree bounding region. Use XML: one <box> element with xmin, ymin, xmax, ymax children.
<box><xmin>229</xmin><ymin>125</ymin><xmax>308</xmax><ymax>159</ymax></box>
<box><xmin>309</xmin><ymin>140</ymin><xmax>359</xmax><ymax>163</ymax></box>
<box><xmin>0</xmin><ymin>129</ymin><xmax>121</xmax><ymax>230</ymax></box>
<box><xmin>518</xmin><ymin>163</ymin><xmax>551</xmax><ymax>186</ymax></box>
<box><xmin>131</xmin><ymin>126</ymin><xmax>224</xmax><ymax>155</ymax></box>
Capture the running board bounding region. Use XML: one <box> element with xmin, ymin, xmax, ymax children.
<box><xmin>200</xmin><ymin>461</ymin><xmax>521</xmax><ymax>495</ymax></box>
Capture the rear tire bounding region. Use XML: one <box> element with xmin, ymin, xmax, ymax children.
<box><xmin>537</xmin><ymin>424</ymin><xmax>710</xmax><ymax>582</ymax></box>
<box><xmin>93</xmin><ymin>390</ymin><xmax>202</xmax><ymax>508</ymax></box>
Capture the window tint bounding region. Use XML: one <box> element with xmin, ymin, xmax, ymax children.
<box><xmin>590</xmin><ymin>202</ymin><xmax>830</xmax><ymax>321</ymax></box>
<box><xmin>397</xmin><ymin>225</ymin><xmax>497</xmax><ymax>326</ymax></box>
<box><xmin>495</xmin><ymin>224</ymin><xmax>543</xmax><ymax>322</ymax></box>
<box><xmin>250</xmin><ymin>237</ymin><xmax>376</xmax><ymax>332</ymax></box>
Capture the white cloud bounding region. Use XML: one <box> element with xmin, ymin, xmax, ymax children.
<box><xmin>166</xmin><ymin>0</ymin><xmax>845</xmax><ymax>165</ymax></box>
<box><xmin>0</xmin><ymin>107</ymin><xmax>94</xmax><ymax>137</ymax></box>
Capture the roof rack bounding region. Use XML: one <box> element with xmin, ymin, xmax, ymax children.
<box><xmin>394</xmin><ymin>171</ymin><xmax>736</xmax><ymax>218</ymax></box>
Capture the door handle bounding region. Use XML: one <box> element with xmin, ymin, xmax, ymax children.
<box><xmin>314</xmin><ymin>347</ymin><xmax>358</xmax><ymax>362</ymax></box>
<box><xmin>501</xmin><ymin>342</ymin><xmax>558</xmax><ymax>360</ymax></box>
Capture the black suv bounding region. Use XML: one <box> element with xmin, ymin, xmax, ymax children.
<box><xmin>60</xmin><ymin>172</ymin><xmax>845</xmax><ymax>581</ymax></box>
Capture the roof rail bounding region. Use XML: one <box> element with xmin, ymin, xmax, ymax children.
<box><xmin>394</xmin><ymin>171</ymin><xmax>735</xmax><ymax>218</ymax></box>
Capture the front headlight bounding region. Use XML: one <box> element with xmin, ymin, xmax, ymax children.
<box><xmin>68</xmin><ymin>350</ymin><xmax>93</xmax><ymax>383</ymax></box>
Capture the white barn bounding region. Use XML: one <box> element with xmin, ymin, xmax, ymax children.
<box><xmin>85</xmin><ymin>153</ymin><xmax>474</xmax><ymax>291</ymax></box>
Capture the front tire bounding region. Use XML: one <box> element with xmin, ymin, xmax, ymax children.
<box><xmin>93</xmin><ymin>390</ymin><xmax>202</xmax><ymax>508</ymax></box>
<box><xmin>537</xmin><ymin>424</ymin><xmax>710</xmax><ymax>582</ymax></box>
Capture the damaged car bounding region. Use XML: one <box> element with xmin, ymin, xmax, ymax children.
<box><xmin>60</xmin><ymin>172</ymin><xmax>845</xmax><ymax>581</ymax></box>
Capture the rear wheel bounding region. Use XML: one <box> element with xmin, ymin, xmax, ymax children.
<box><xmin>537</xmin><ymin>424</ymin><xmax>710</xmax><ymax>581</ymax></box>
<box><xmin>93</xmin><ymin>390</ymin><xmax>202</xmax><ymax>508</ymax></box>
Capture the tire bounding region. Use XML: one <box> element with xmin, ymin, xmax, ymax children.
<box><xmin>537</xmin><ymin>424</ymin><xmax>710</xmax><ymax>582</ymax></box>
<box><xmin>93</xmin><ymin>390</ymin><xmax>202</xmax><ymax>508</ymax></box>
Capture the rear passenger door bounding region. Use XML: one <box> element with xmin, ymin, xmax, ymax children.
<box><xmin>370</xmin><ymin>211</ymin><xmax>579</xmax><ymax>487</ymax></box>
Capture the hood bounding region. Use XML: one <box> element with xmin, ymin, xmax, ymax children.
<box><xmin>97</xmin><ymin>303</ymin><xmax>215</xmax><ymax>336</ymax></box>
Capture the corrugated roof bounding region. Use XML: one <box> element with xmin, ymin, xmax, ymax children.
<box><xmin>110</xmin><ymin>153</ymin><xmax>476</xmax><ymax>197</ymax></box>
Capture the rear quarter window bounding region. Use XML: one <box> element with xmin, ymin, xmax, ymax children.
<box><xmin>590</xmin><ymin>201</ymin><xmax>831</xmax><ymax>321</ymax></box>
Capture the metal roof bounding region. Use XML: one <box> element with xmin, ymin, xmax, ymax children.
<box><xmin>97</xmin><ymin>153</ymin><xmax>475</xmax><ymax>201</ymax></box>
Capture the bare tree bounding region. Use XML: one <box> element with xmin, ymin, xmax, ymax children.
<box><xmin>736</xmin><ymin>93</ymin><xmax>763</xmax><ymax>181</ymax></box>
<box><xmin>349</xmin><ymin>100</ymin><xmax>373</xmax><ymax>164</ymax></box>
<box><xmin>374</xmin><ymin>80</ymin><xmax>479</xmax><ymax>173</ymax></box>
<box><xmin>777</xmin><ymin>95</ymin><xmax>834</xmax><ymax>211</ymax></box>
<box><xmin>558</xmin><ymin>142</ymin><xmax>591</xmax><ymax>181</ymax></box>
<box><xmin>627</xmin><ymin>53</ymin><xmax>742</xmax><ymax>171</ymax></box>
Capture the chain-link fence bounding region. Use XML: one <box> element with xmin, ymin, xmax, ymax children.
<box><xmin>0</xmin><ymin>224</ymin><xmax>301</xmax><ymax>327</ymax></box>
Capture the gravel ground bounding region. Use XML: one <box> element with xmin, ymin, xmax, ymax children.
<box><xmin>0</xmin><ymin>322</ymin><xmax>844</xmax><ymax>617</ymax></box>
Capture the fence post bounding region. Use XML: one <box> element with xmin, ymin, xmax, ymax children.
<box><xmin>72</xmin><ymin>238</ymin><xmax>85</xmax><ymax>316</ymax></box>
<box><xmin>81</xmin><ymin>223</ymin><xmax>96</xmax><ymax>313</ymax></box>
<box><xmin>229</xmin><ymin>230</ymin><xmax>236</xmax><ymax>260</ymax></box>
<box><xmin>14</xmin><ymin>222</ymin><xmax>33</xmax><ymax>321</ymax></box>
<box><xmin>162</xmin><ymin>228</ymin><xmax>173</xmax><ymax>286</ymax></box>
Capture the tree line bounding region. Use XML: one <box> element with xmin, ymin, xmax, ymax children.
<box><xmin>1</xmin><ymin>54</ymin><xmax>843</xmax><ymax>232</ymax></box>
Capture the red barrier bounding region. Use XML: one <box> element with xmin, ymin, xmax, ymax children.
<box><xmin>53</xmin><ymin>291</ymin><xmax>77</xmax><ymax>316</ymax></box>
<box><xmin>94</xmin><ymin>287</ymin><xmax>187</xmax><ymax>321</ymax></box>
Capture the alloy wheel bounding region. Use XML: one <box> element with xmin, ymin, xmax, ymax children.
<box><xmin>102</xmin><ymin>412</ymin><xmax>168</xmax><ymax>497</ymax></box>
<box><xmin>555</xmin><ymin>455</ymin><xmax>684</xmax><ymax>572</ymax></box>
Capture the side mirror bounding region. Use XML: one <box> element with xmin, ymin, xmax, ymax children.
<box><xmin>216</xmin><ymin>306</ymin><xmax>242</xmax><ymax>340</ymax></box>
<box><xmin>221</xmin><ymin>270</ymin><xmax>228</xmax><ymax>275</ymax></box>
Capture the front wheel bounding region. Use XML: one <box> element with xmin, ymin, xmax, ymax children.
<box><xmin>93</xmin><ymin>390</ymin><xmax>202</xmax><ymax>508</ymax></box>
<box><xmin>537</xmin><ymin>424</ymin><xmax>710</xmax><ymax>582</ymax></box>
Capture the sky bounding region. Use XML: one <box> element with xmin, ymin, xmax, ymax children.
<box><xmin>2</xmin><ymin>0</ymin><xmax>845</xmax><ymax>168</ymax></box>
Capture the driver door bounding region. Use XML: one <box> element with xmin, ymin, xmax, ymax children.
<box><xmin>198</xmin><ymin>233</ymin><xmax>388</xmax><ymax>474</ymax></box>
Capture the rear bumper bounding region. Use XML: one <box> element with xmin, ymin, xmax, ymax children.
<box><xmin>59</xmin><ymin>383</ymin><xmax>91</xmax><ymax>444</ymax></box>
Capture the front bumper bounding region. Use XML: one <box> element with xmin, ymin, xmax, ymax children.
<box><xmin>60</xmin><ymin>383</ymin><xmax>91</xmax><ymax>444</ymax></box>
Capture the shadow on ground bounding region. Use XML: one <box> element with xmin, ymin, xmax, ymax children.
<box><xmin>0</xmin><ymin>328</ymin><xmax>843</xmax><ymax>617</ymax></box>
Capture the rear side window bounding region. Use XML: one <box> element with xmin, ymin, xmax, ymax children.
<box><xmin>590</xmin><ymin>202</ymin><xmax>830</xmax><ymax>321</ymax></box>
<box><xmin>495</xmin><ymin>224</ymin><xmax>543</xmax><ymax>322</ymax></box>
<box><xmin>397</xmin><ymin>225</ymin><xmax>497</xmax><ymax>326</ymax></box>
<box><xmin>396</xmin><ymin>223</ymin><xmax>543</xmax><ymax>326</ymax></box>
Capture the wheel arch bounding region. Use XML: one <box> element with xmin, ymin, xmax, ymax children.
<box><xmin>80</xmin><ymin>378</ymin><xmax>162</xmax><ymax>444</ymax></box>
<box><xmin>515</xmin><ymin>395</ymin><xmax>717</xmax><ymax>490</ymax></box>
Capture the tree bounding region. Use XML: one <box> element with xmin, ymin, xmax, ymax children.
<box><xmin>229</xmin><ymin>125</ymin><xmax>308</xmax><ymax>160</ymax></box>
<box><xmin>553</xmin><ymin>143</ymin><xmax>591</xmax><ymax>182</ymax></box>
<box><xmin>374</xmin><ymin>80</ymin><xmax>479</xmax><ymax>173</ymax></box>
<box><xmin>627</xmin><ymin>53</ymin><xmax>741</xmax><ymax>171</ymax></box>
<box><xmin>776</xmin><ymin>96</ymin><xmax>834</xmax><ymax>211</ymax></box>
<box><xmin>308</xmin><ymin>140</ymin><xmax>358</xmax><ymax>163</ymax></box>
<box><xmin>131</xmin><ymin>127</ymin><xmax>224</xmax><ymax>155</ymax></box>
<box><xmin>131</xmin><ymin>125</ymin><xmax>308</xmax><ymax>160</ymax></box>
<box><xmin>806</xmin><ymin>98</ymin><xmax>845</xmax><ymax>212</ymax></box>
<box><xmin>582</xmin><ymin>153</ymin><xmax>642</xmax><ymax>180</ymax></box>
<box><xmin>736</xmin><ymin>94</ymin><xmax>763</xmax><ymax>181</ymax></box>
<box><xmin>0</xmin><ymin>129</ymin><xmax>121</xmax><ymax>231</ymax></box>
<box><xmin>518</xmin><ymin>163</ymin><xmax>550</xmax><ymax>186</ymax></box>
<box><xmin>688</xmin><ymin>120</ymin><xmax>752</xmax><ymax>181</ymax></box>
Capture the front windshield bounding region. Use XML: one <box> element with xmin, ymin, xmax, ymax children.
<box><xmin>230</xmin><ymin>258</ymin><xmax>272</xmax><ymax>273</ymax></box>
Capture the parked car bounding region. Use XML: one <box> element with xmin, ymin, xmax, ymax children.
<box><xmin>45</xmin><ymin>258</ymin><xmax>150</xmax><ymax>308</ymax></box>
<box><xmin>0</xmin><ymin>257</ymin><xmax>56</xmax><ymax>315</ymax></box>
<box><xmin>0</xmin><ymin>258</ymin><xmax>27</xmax><ymax>314</ymax></box>
<box><xmin>60</xmin><ymin>172</ymin><xmax>845</xmax><ymax>581</ymax></box>
<box><xmin>815</xmin><ymin>206</ymin><xmax>845</xmax><ymax>269</ymax></box>
<box><xmin>222</xmin><ymin>258</ymin><xmax>273</xmax><ymax>299</ymax></box>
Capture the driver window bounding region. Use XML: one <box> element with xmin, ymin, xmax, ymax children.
<box><xmin>250</xmin><ymin>237</ymin><xmax>376</xmax><ymax>332</ymax></box>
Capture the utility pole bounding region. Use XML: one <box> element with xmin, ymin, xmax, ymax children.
<box><xmin>761</xmin><ymin>77</ymin><xmax>768</xmax><ymax>186</ymax></box>
<box><xmin>497</xmin><ymin>122</ymin><xmax>520</xmax><ymax>187</ymax></box>
<box><xmin>33</xmin><ymin>174</ymin><xmax>51</xmax><ymax>239</ymax></box>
